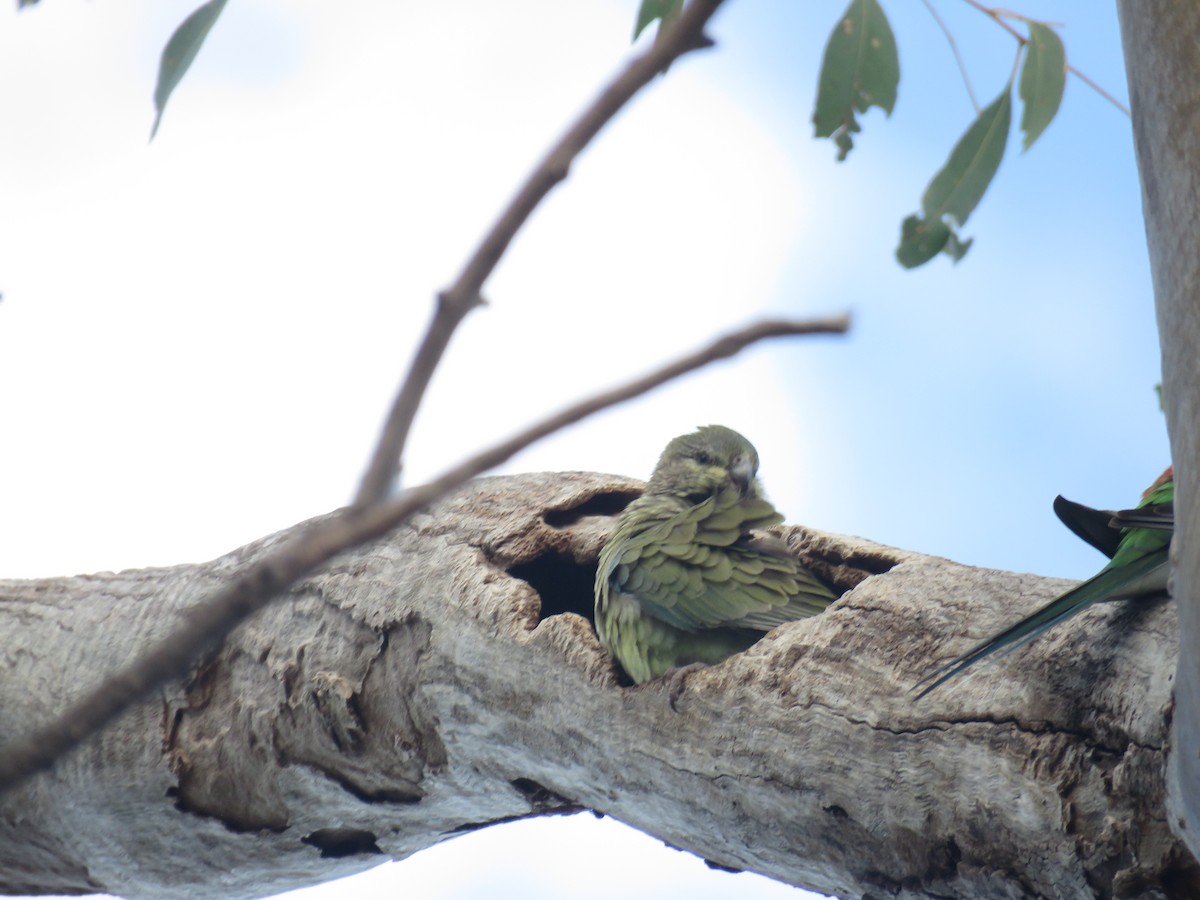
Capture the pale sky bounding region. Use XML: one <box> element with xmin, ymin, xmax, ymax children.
<box><xmin>0</xmin><ymin>2</ymin><xmax>1163</xmax><ymax>899</ymax></box>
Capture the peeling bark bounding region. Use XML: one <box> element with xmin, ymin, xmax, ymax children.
<box><xmin>0</xmin><ymin>473</ymin><xmax>1195</xmax><ymax>899</ymax></box>
<box><xmin>1117</xmin><ymin>0</ymin><xmax>1200</xmax><ymax>867</ymax></box>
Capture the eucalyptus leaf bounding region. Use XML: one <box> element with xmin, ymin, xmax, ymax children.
<box><xmin>1019</xmin><ymin>23</ymin><xmax>1066</xmax><ymax>151</ymax></box>
<box><xmin>921</xmin><ymin>84</ymin><xmax>1012</xmax><ymax>226</ymax></box>
<box><xmin>812</xmin><ymin>0</ymin><xmax>899</xmax><ymax>161</ymax></box>
<box><xmin>150</xmin><ymin>0</ymin><xmax>229</xmax><ymax>140</ymax></box>
<box><xmin>896</xmin><ymin>85</ymin><xmax>1011</xmax><ymax>267</ymax></box>
<box><xmin>895</xmin><ymin>215</ymin><xmax>950</xmax><ymax>268</ymax></box>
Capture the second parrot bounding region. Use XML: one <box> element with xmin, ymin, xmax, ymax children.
<box><xmin>915</xmin><ymin>466</ymin><xmax>1174</xmax><ymax>698</ymax></box>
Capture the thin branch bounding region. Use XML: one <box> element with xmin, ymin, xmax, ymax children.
<box><xmin>0</xmin><ymin>314</ymin><xmax>850</xmax><ymax>792</ymax></box>
<box><xmin>922</xmin><ymin>0</ymin><xmax>980</xmax><ymax>113</ymax></box>
<box><xmin>960</xmin><ymin>0</ymin><xmax>1130</xmax><ymax>117</ymax></box>
<box><xmin>1067</xmin><ymin>65</ymin><xmax>1130</xmax><ymax>117</ymax></box>
<box><xmin>960</xmin><ymin>0</ymin><xmax>1032</xmax><ymax>42</ymax></box>
<box><xmin>353</xmin><ymin>0</ymin><xmax>726</xmax><ymax>507</ymax></box>
<box><xmin>0</xmin><ymin>0</ymin><xmax>762</xmax><ymax>791</ymax></box>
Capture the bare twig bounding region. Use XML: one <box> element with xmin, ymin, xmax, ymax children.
<box><xmin>1067</xmin><ymin>66</ymin><xmax>1130</xmax><ymax>117</ymax></box>
<box><xmin>353</xmin><ymin>0</ymin><xmax>727</xmax><ymax>507</ymax></box>
<box><xmin>0</xmin><ymin>314</ymin><xmax>850</xmax><ymax>792</ymax></box>
<box><xmin>960</xmin><ymin>0</ymin><xmax>1130</xmax><ymax>117</ymax></box>
<box><xmin>960</xmin><ymin>0</ymin><xmax>1035</xmax><ymax>42</ymax></box>
<box><xmin>922</xmin><ymin>0</ymin><xmax>980</xmax><ymax>113</ymax></box>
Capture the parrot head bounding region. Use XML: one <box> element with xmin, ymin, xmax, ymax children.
<box><xmin>647</xmin><ymin>424</ymin><xmax>762</xmax><ymax>502</ymax></box>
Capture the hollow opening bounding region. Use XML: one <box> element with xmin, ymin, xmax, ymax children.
<box><xmin>542</xmin><ymin>489</ymin><xmax>641</xmax><ymax>528</ymax></box>
<box><xmin>507</xmin><ymin>552</ymin><xmax>596</xmax><ymax>622</ymax></box>
<box><xmin>301</xmin><ymin>828</ymin><xmax>383</xmax><ymax>859</ymax></box>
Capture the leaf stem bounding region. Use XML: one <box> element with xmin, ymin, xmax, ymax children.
<box><xmin>959</xmin><ymin>0</ymin><xmax>1130</xmax><ymax>117</ymax></box>
<box><xmin>921</xmin><ymin>0</ymin><xmax>980</xmax><ymax>113</ymax></box>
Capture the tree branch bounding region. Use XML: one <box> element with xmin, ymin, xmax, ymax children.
<box><xmin>0</xmin><ymin>0</ymin><xmax>766</xmax><ymax>792</ymax></box>
<box><xmin>352</xmin><ymin>0</ymin><xmax>727</xmax><ymax>506</ymax></box>
<box><xmin>0</xmin><ymin>314</ymin><xmax>848</xmax><ymax>792</ymax></box>
<box><xmin>0</xmin><ymin>474</ymin><xmax>1193</xmax><ymax>898</ymax></box>
<box><xmin>961</xmin><ymin>0</ymin><xmax>1131</xmax><ymax>116</ymax></box>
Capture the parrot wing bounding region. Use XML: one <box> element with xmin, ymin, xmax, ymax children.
<box><xmin>604</xmin><ymin>498</ymin><xmax>834</xmax><ymax>633</ymax></box>
<box><xmin>1109</xmin><ymin>501</ymin><xmax>1174</xmax><ymax>532</ymax></box>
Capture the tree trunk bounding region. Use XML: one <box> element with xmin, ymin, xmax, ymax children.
<box><xmin>1117</xmin><ymin>0</ymin><xmax>1200</xmax><ymax>865</ymax></box>
<box><xmin>0</xmin><ymin>473</ymin><xmax>1194</xmax><ymax>899</ymax></box>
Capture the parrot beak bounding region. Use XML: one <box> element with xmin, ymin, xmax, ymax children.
<box><xmin>730</xmin><ymin>455</ymin><xmax>754</xmax><ymax>498</ymax></box>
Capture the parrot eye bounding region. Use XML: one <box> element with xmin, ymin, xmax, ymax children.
<box><xmin>689</xmin><ymin>450</ymin><xmax>716</xmax><ymax>466</ymax></box>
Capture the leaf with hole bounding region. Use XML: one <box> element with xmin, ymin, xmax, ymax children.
<box><xmin>812</xmin><ymin>0</ymin><xmax>900</xmax><ymax>161</ymax></box>
<box><xmin>150</xmin><ymin>0</ymin><xmax>229</xmax><ymax>140</ymax></box>
<box><xmin>896</xmin><ymin>216</ymin><xmax>948</xmax><ymax>268</ymax></box>
<box><xmin>895</xmin><ymin>216</ymin><xmax>972</xmax><ymax>268</ymax></box>
<box><xmin>896</xmin><ymin>83</ymin><xmax>1011</xmax><ymax>267</ymax></box>
<box><xmin>1019</xmin><ymin>22</ymin><xmax>1066</xmax><ymax>151</ymax></box>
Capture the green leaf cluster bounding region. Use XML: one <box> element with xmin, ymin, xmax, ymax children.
<box><xmin>807</xmin><ymin>2</ymin><xmax>1068</xmax><ymax>267</ymax></box>
<box><xmin>894</xmin><ymin>20</ymin><xmax>1064</xmax><ymax>267</ymax></box>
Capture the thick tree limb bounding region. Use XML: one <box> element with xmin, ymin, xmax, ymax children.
<box><xmin>1117</xmin><ymin>0</ymin><xmax>1200</xmax><ymax>862</ymax></box>
<box><xmin>0</xmin><ymin>473</ymin><xmax>1194</xmax><ymax>899</ymax></box>
<box><xmin>0</xmin><ymin>316</ymin><xmax>847</xmax><ymax>793</ymax></box>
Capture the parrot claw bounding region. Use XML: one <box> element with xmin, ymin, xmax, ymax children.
<box><xmin>666</xmin><ymin>662</ymin><xmax>708</xmax><ymax>711</ymax></box>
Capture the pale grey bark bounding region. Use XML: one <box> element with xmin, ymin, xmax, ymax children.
<box><xmin>0</xmin><ymin>474</ymin><xmax>1192</xmax><ymax>899</ymax></box>
<box><xmin>1117</xmin><ymin>0</ymin><xmax>1200</xmax><ymax>865</ymax></box>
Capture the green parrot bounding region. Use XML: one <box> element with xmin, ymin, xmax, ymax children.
<box><xmin>594</xmin><ymin>424</ymin><xmax>837</xmax><ymax>686</ymax></box>
<box><xmin>915</xmin><ymin>466</ymin><xmax>1174</xmax><ymax>699</ymax></box>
